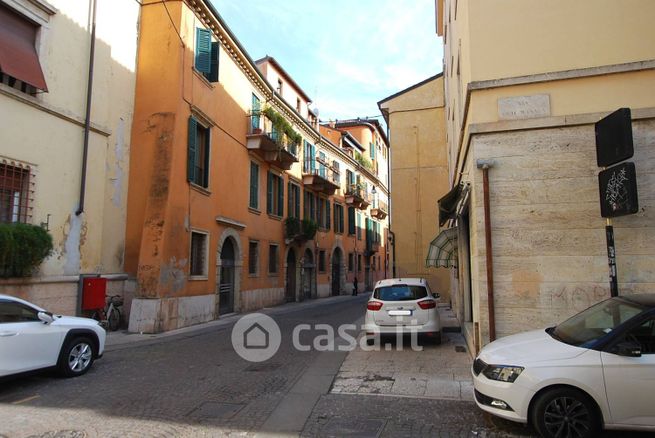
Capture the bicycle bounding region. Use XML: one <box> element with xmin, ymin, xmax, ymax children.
<box><xmin>91</xmin><ymin>295</ymin><xmax>123</xmax><ymax>331</ymax></box>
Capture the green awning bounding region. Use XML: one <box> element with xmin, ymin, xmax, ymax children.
<box><xmin>426</xmin><ymin>227</ymin><xmax>458</xmax><ymax>268</ymax></box>
<box><xmin>438</xmin><ymin>183</ymin><xmax>464</xmax><ymax>226</ymax></box>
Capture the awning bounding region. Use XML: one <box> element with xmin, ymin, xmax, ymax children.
<box><xmin>0</xmin><ymin>5</ymin><xmax>48</xmax><ymax>91</ymax></box>
<box><xmin>426</xmin><ymin>227</ymin><xmax>458</xmax><ymax>268</ymax></box>
<box><xmin>438</xmin><ymin>183</ymin><xmax>463</xmax><ymax>226</ymax></box>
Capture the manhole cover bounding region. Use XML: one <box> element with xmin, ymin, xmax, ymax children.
<box><xmin>245</xmin><ymin>362</ymin><xmax>281</xmax><ymax>372</ymax></box>
<box><xmin>455</xmin><ymin>345</ymin><xmax>467</xmax><ymax>353</ymax></box>
<box><xmin>186</xmin><ymin>401</ymin><xmax>244</xmax><ymax>419</ymax></box>
<box><xmin>27</xmin><ymin>432</ymin><xmax>86</xmax><ymax>438</ymax></box>
<box><xmin>320</xmin><ymin>418</ymin><xmax>386</xmax><ymax>438</ymax></box>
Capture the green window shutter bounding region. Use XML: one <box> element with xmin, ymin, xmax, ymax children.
<box><xmin>187</xmin><ymin>116</ymin><xmax>198</xmax><ymax>182</ymax></box>
<box><xmin>252</xmin><ymin>94</ymin><xmax>261</xmax><ymax>131</ymax></box>
<box><xmin>326</xmin><ymin>201</ymin><xmax>331</xmax><ymax>230</ymax></box>
<box><xmin>277</xmin><ymin>176</ymin><xmax>284</xmax><ymax>216</ymax></box>
<box><xmin>287</xmin><ymin>182</ymin><xmax>292</xmax><ymax>217</ymax></box>
<box><xmin>295</xmin><ymin>186</ymin><xmax>301</xmax><ymax>218</ymax></box>
<box><xmin>203</xmin><ymin>128</ymin><xmax>210</xmax><ymax>187</ymax></box>
<box><xmin>333</xmin><ymin>203</ymin><xmax>338</xmax><ymax>232</ymax></box>
<box><xmin>195</xmin><ymin>28</ymin><xmax>211</xmax><ymax>73</ymax></box>
<box><xmin>370</xmin><ymin>143</ymin><xmax>376</xmax><ymax>159</ymax></box>
<box><xmin>267</xmin><ymin>171</ymin><xmax>273</xmax><ymax>214</ymax></box>
<box><xmin>249</xmin><ymin>162</ymin><xmax>258</xmax><ymax>209</ymax></box>
<box><xmin>348</xmin><ymin>207</ymin><xmax>355</xmax><ymax>235</ymax></box>
<box><xmin>207</xmin><ymin>41</ymin><xmax>219</xmax><ymax>82</ymax></box>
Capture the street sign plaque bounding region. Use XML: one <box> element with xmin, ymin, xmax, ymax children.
<box><xmin>595</xmin><ymin>108</ymin><xmax>634</xmax><ymax>167</ymax></box>
<box><xmin>598</xmin><ymin>162</ymin><xmax>639</xmax><ymax>218</ymax></box>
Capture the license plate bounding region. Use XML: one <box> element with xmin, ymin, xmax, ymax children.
<box><xmin>388</xmin><ymin>310</ymin><xmax>412</xmax><ymax>316</ymax></box>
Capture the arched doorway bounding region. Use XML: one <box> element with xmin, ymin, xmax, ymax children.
<box><xmin>218</xmin><ymin>237</ymin><xmax>236</xmax><ymax>314</ymax></box>
<box><xmin>285</xmin><ymin>249</ymin><xmax>297</xmax><ymax>302</ymax></box>
<box><xmin>302</xmin><ymin>248</ymin><xmax>315</xmax><ymax>300</ymax></box>
<box><xmin>331</xmin><ymin>248</ymin><xmax>342</xmax><ymax>296</ymax></box>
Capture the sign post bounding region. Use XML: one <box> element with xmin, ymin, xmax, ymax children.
<box><xmin>595</xmin><ymin>108</ymin><xmax>638</xmax><ymax>298</ymax></box>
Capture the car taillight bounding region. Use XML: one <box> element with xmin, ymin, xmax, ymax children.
<box><xmin>417</xmin><ymin>299</ymin><xmax>436</xmax><ymax>310</ymax></box>
<box><xmin>367</xmin><ymin>301</ymin><xmax>383</xmax><ymax>311</ymax></box>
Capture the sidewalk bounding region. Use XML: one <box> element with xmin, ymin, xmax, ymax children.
<box><xmin>330</xmin><ymin>305</ymin><xmax>474</xmax><ymax>401</ymax></box>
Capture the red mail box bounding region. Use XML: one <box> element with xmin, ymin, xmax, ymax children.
<box><xmin>81</xmin><ymin>277</ymin><xmax>107</xmax><ymax>310</ymax></box>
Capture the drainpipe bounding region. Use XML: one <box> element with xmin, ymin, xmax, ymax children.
<box><xmin>477</xmin><ymin>159</ymin><xmax>496</xmax><ymax>342</ymax></box>
<box><xmin>386</xmin><ymin>123</ymin><xmax>395</xmax><ymax>278</ymax></box>
<box><xmin>76</xmin><ymin>0</ymin><xmax>98</xmax><ymax>216</ymax></box>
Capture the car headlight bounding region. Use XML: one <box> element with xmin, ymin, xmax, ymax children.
<box><xmin>482</xmin><ymin>365</ymin><xmax>524</xmax><ymax>383</ymax></box>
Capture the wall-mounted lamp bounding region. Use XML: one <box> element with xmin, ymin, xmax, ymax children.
<box><xmin>371</xmin><ymin>186</ymin><xmax>377</xmax><ymax>195</ymax></box>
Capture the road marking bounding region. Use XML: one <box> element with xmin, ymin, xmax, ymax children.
<box><xmin>11</xmin><ymin>395</ymin><xmax>40</xmax><ymax>405</ymax></box>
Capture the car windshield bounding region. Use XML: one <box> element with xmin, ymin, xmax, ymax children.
<box><xmin>374</xmin><ymin>285</ymin><xmax>428</xmax><ymax>301</ymax></box>
<box><xmin>551</xmin><ymin>297</ymin><xmax>645</xmax><ymax>347</ymax></box>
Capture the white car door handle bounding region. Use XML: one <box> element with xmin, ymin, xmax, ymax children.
<box><xmin>0</xmin><ymin>331</ymin><xmax>18</xmax><ymax>337</ymax></box>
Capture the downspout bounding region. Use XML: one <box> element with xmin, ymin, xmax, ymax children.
<box><xmin>76</xmin><ymin>0</ymin><xmax>98</xmax><ymax>216</ymax></box>
<box><xmin>477</xmin><ymin>159</ymin><xmax>496</xmax><ymax>342</ymax></box>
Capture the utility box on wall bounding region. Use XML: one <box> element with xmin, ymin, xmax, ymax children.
<box><xmin>81</xmin><ymin>277</ymin><xmax>107</xmax><ymax>310</ymax></box>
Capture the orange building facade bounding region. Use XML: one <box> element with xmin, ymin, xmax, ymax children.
<box><xmin>125</xmin><ymin>0</ymin><xmax>390</xmax><ymax>333</ymax></box>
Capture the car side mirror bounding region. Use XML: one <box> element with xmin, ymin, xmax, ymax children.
<box><xmin>614</xmin><ymin>341</ymin><xmax>641</xmax><ymax>358</ymax></box>
<box><xmin>38</xmin><ymin>311</ymin><xmax>54</xmax><ymax>324</ymax></box>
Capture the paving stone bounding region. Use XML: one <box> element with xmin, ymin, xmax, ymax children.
<box><xmin>425</xmin><ymin>379</ymin><xmax>461</xmax><ymax>399</ymax></box>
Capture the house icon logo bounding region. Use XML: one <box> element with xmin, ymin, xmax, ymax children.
<box><xmin>244</xmin><ymin>322</ymin><xmax>269</xmax><ymax>349</ymax></box>
<box><xmin>231</xmin><ymin>313</ymin><xmax>281</xmax><ymax>362</ymax></box>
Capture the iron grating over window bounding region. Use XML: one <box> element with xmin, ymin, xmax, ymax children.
<box><xmin>0</xmin><ymin>161</ymin><xmax>33</xmax><ymax>224</ymax></box>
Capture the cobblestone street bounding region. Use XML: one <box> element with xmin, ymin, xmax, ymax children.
<box><xmin>0</xmin><ymin>296</ymin><xmax>643</xmax><ymax>437</ymax></box>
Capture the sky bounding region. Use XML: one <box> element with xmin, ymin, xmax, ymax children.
<box><xmin>210</xmin><ymin>0</ymin><xmax>444</xmax><ymax>125</ymax></box>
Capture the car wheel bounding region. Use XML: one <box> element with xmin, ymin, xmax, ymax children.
<box><xmin>58</xmin><ymin>336</ymin><xmax>95</xmax><ymax>377</ymax></box>
<box><xmin>531</xmin><ymin>387</ymin><xmax>600</xmax><ymax>438</ymax></box>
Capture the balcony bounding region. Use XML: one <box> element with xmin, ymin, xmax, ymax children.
<box><xmin>345</xmin><ymin>184</ymin><xmax>371</xmax><ymax>210</ymax></box>
<box><xmin>246</xmin><ymin>111</ymin><xmax>299</xmax><ymax>170</ymax></box>
<box><xmin>371</xmin><ymin>200</ymin><xmax>388</xmax><ymax>219</ymax></box>
<box><xmin>302</xmin><ymin>158</ymin><xmax>340</xmax><ymax>195</ymax></box>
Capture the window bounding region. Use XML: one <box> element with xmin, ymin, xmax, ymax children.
<box><xmin>303</xmin><ymin>140</ymin><xmax>315</xmax><ymax>174</ymax></box>
<box><xmin>334</xmin><ymin>203</ymin><xmax>344</xmax><ymax>234</ymax></box>
<box><xmin>318</xmin><ymin>250</ymin><xmax>326</xmax><ymax>272</ymax></box>
<box><xmin>277</xmin><ymin>78</ymin><xmax>283</xmax><ymax>94</ymax></box>
<box><xmin>304</xmin><ymin>190</ymin><xmax>316</xmax><ymax>222</ymax></box>
<box><xmin>287</xmin><ymin>182</ymin><xmax>301</xmax><ymax>218</ymax></box>
<box><xmin>357</xmin><ymin>254</ymin><xmax>362</xmax><ymax>272</ymax></box>
<box><xmin>346</xmin><ymin>169</ymin><xmax>354</xmax><ymax>190</ymax></box>
<box><xmin>267</xmin><ymin>172</ymin><xmax>284</xmax><ymax>216</ymax></box>
<box><xmin>268</xmin><ymin>244</ymin><xmax>279</xmax><ymax>274</ymax></box>
<box><xmin>190</xmin><ymin>231</ymin><xmax>208</xmax><ymax>277</ymax></box>
<box><xmin>296</xmin><ymin>97</ymin><xmax>301</xmax><ymax>112</ymax></box>
<box><xmin>251</xmin><ymin>94</ymin><xmax>261</xmax><ymax>132</ymax></box>
<box><xmin>249</xmin><ymin>162</ymin><xmax>259</xmax><ymax>209</ymax></box>
<box><xmin>348</xmin><ymin>253</ymin><xmax>354</xmax><ymax>272</ymax></box>
<box><xmin>248</xmin><ymin>241</ymin><xmax>259</xmax><ymax>275</ymax></box>
<box><xmin>372</xmin><ymin>256</ymin><xmax>376</xmax><ymax>271</ymax></box>
<box><xmin>370</xmin><ymin>142</ymin><xmax>375</xmax><ymax>160</ymax></box>
<box><xmin>195</xmin><ymin>28</ymin><xmax>219</xmax><ymax>82</ymax></box>
<box><xmin>317</xmin><ymin>197</ymin><xmax>330</xmax><ymax>230</ymax></box>
<box><xmin>619</xmin><ymin>318</ymin><xmax>655</xmax><ymax>354</ymax></box>
<box><xmin>0</xmin><ymin>299</ymin><xmax>39</xmax><ymax>323</ymax></box>
<box><xmin>0</xmin><ymin>4</ymin><xmax>47</xmax><ymax>94</ymax></box>
<box><xmin>0</xmin><ymin>162</ymin><xmax>32</xmax><ymax>223</ymax></box>
<box><xmin>332</xmin><ymin>161</ymin><xmax>340</xmax><ymax>186</ymax></box>
<box><xmin>187</xmin><ymin>116</ymin><xmax>210</xmax><ymax>188</ymax></box>
<box><xmin>374</xmin><ymin>286</ymin><xmax>428</xmax><ymax>301</ymax></box>
<box><xmin>348</xmin><ymin>206</ymin><xmax>356</xmax><ymax>235</ymax></box>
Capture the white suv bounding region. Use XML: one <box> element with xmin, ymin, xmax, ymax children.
<box><xmin>364</xmin><ymin>278</ymin><xmax>441</xmax><ymax>344</ymax></box>
<box><xmin>0</xmin><ymin>294</ymin><xmax>106</xmax><ymax>378</ymax></box>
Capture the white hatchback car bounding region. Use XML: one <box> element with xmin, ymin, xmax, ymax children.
<box><xmin>364</xmin><ymin>278</ymin><xmax>441</xmax><ymax>344</ymax></box>
<box><xmin>0</xmin><ymin>294</ymin><xmax>106</xmax><ymax>378</ymax></box>
<box><xmin>472</xmin><ymin>294</ymin><xmax>655</xmax><ymax>438</ymax></box>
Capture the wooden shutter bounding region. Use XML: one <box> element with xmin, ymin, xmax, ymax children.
<box><xmin>277</xmin><ymin>176</ymin><xmax>284</xmax><ymax>216</ymax></box>
<box><xmin>348</xmin><ymin>207</ymin><xmax>355</xmax><ymax>234</ymax></box>
<box><xmin>266</xmin><ymin>171</ymin><xmax>273</xmax><ymax>214</ymax></box>
<box><xmin>326</xmin><ymin>201</ymin><xmax>331</xmax><ymax>230</ymax></box>
<box><xmin>195</xmin><ymin>28</ymin><xmax>211</xmax><ymax>73</ymax></box>
<box><xmin>187</xmin><ymin>116</ymin><xmax>198</xmax><ymax>182</ymax></box>
<box><xmin>207</xmin><ymin>41</ymin><xmax>219</xmax><ymax>82</ymax></box>
<box><xmin>250</xmin><ymin>162</ymin><xmax>258</xmax><ymax>209</ymax></box>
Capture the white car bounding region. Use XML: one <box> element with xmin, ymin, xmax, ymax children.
<box><xmin>472</xmin><ymin>294</ymin><xmax>655</xmax><ymax>438</ymax></box>
<box><xmin>364</xmin><ymin>278</ymin><xmax>441</xmax><ymax>344</ymax></box>
<box><xmin>0</xmin><ymin>294</ymin><xmax>106</xmax><ymax>378</ymax></box>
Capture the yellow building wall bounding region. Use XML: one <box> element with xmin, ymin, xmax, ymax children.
<box><xmin>0</xmin><ymin>0</ymin><xmax>138</xmax><ymax>314</ymax></box>
<box><xmin>382</xmin><ymin>76</ymin><xmax>451</xmax><ymax>299</ymax></box>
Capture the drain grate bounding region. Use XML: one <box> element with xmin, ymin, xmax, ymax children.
<box><xmin>245</xmin><ymin>362</ymin><xmax>281</xmax><ymax>372</ymax></box>
<box><xmin>320</xmin><ymin>418</ymin><xmax>386</xmax><ymax>438</ymax></box>
<box><xmin>187</xmin><ymin>401</ymin><xmax>245</xmax><ymax>419</ymax></box>
<box><xmin>455</xmin><ymin>345</ymin><xmax>467</xmax><ymax>353</ymax></box>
